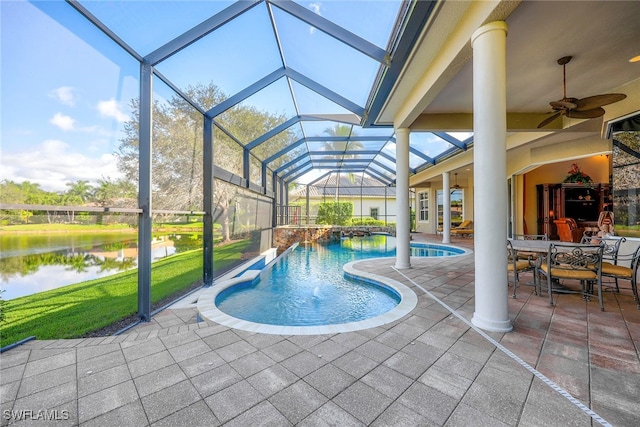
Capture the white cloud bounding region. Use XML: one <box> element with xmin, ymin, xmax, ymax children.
<box><xmin>97</xmin><ymin>99</ymin><xmax>129</xmax><ymax>122</ymax></box>
<box><xmin>308</xmin><ymin>2</ymin><xmax>322</xmax><ymax>34</ymax></box>
<box><xmin>48</xmin><ymin>113</ymin><xmax>104</xmax><ymax>134</ymax></box>
<box><xmin>50</xmin><ymin>112</ymin><xmax>76</xmax><ymax>131</ymax></box>
<box><xmin>0</xmin><ymin>140</ymin><xmax>123</xmax><ymax>192</ymax></box>
<box><xmin>48</xmin><ymin>86</ymin><xmax>77</xmax><ymax>106</ymax></box>
<box><xmin>309</xmin><ymin>2</ymin><xmax>321</xmax><ymax>14</ymax></box>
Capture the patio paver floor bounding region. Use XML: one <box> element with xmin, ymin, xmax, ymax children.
<box><xmin>1</xmin><ymin>234</ymin><xmax>639</xmax><ymax>426</ymax></box>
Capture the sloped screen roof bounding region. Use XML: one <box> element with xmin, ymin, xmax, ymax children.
<box><xmin>9</xmin><ymin>0</ymin><xmax>473</xmax><ymax>188</ymax></box>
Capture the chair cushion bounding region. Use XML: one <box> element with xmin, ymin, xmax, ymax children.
<box><xmin>508</xmin><ymin>260</ymin><xmax>531</xmax><ymax>271</ymax></box>
<box><xmin>517</xmin><ymin>251</ymin><xmax>538</xmax><ymax>261</ymax></box>
<box><xmin>451</xmin><ymin>229</ymin><xmax>473</xmax><ymax>235</ymax></box>
<box><xmin>601</xmin><ymin>262</ymin><xmax>632</xmax><ymax>278</ymax></box>
<box><xmin>540</xmin><ymin>264</ymin><xmax>597</xmax><ymax>280</ymax></box>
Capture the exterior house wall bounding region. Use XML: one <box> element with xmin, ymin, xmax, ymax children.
<box><xmin>293</xmin><ymin>195</ymin><xmax>399</xmax><ymax>223</ymax></box>
<box><xmin>414</xmin><ymin>186</ymin><xmax>432</xmax><ymax>234</ymax></box>
<box><xmin>351</xmin><ymin>197</ymin><xmax>397</xmax><ymax>220</ymax></box>
<box><xmin>414</xmin><ymin>177</ymin><xmax>474</xmax><ymax>235</ymax></box>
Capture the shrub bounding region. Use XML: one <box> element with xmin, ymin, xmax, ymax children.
<box><xmin>348</xmin><ymin>217</ymin><xmax>386</xmax><ymax>227</ymax></box>
<box><xmin>316</xmin><ymin>202</ymin><xmax>353</xmax><ymax>225</ymax></box>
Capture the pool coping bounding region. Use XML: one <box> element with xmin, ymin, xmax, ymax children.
<box><xmin>196</xmin><ymin>241</ymin><xmax>471</xmax><ymax>335</ymax></box>
<box><xmin>196</xmin><ymin>259</ymin><xmax>419</xmax><ymax>336</ymax></box>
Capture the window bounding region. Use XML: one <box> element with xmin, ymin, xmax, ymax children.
<box><xmin>370</xmin><ymin>207</ymin><xmax>378</xmax><ymax>220</ymax></box>
<box><xmin>437</xmin><ymin>190</ymin><xmax>464</xmax><ymax>226</ymax></box>
<box><xmin>418</xmin><ymin>192</ymin><xmax>429</xmax><ymax>221</ymax></box>
<box><xmin>610</xmin><ymin>114</ymin><xmax>640</xmax><ymax>238</ymax></box>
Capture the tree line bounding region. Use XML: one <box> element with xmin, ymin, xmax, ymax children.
<box><xmin>1</xmin><ymin>82</ymin><xmax>355</xmax><ymax>233</ymax></box>
<box><xmin>1</xmin><ymin>83</ymin><xmax>298</xmax><ymax>235</ymax></box>
<box><xmin>0</xmin><ymin>178</ymin><xmax>136</xmax><ymax>225</ymax></box>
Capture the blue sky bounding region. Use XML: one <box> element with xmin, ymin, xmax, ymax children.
<box><xmin>0</xmin><ymin>0</ymin><xmax>413</xmax><ymax>192</ymax></box>
<box><xmin>1</xmin><ymin>0</ymin><xmax>140</xmax><ymax>191</ymax></box>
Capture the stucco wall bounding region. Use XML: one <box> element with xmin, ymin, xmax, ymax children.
<box><xmin>522</xmin><ymin>155</ymin><xmax>610</xmax><ymax>235</ymax></box>
<box><xmin>414</xmin><ymin>177</ymin><xmax>474</xmax><ymax>234</ymax></box>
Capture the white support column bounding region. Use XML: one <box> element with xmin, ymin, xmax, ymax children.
<box><xmin>395</xmin><ymin>127</ymin><xmax>411</xmax><ymax>269</ymax></box>
<box><xmin>442</xmin><ymin>172</ymin><xmax>451</xmax><ymax>244</ymax></box>
<box><xmin>470</xmin><ymin>21</ymin><xmax>512</xmax><ymax>332</ymax></box>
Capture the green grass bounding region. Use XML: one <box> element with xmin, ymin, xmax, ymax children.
<box><xmin>616</xmin><ymin>226</ymin><xmax>640</xmax><ymax>238</ymax></box>
<box><xmin>0</xmin><ymin>239</ymin><xmax>252</xmax><ymax>347</ymax></box>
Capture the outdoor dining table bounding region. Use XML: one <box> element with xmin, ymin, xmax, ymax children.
<box><xmin>507</xmin><ymin>238</ymin><xmax>590</xmax><ymax>253</ymax></box>
<box><xmin>507</xmin><ymin>239</ymin><xmax>600</xmax><ymax>295</ymax></box>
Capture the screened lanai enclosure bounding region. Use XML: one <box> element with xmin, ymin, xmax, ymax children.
<box><xmin>0</xmin><ymin>0</ymin><xmax>480</xmax><ymax>326</ymax></box>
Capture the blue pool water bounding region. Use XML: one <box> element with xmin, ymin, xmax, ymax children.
<box><xmin>215</xmin><ymin>235</ymin><xmax>464</xmax><ymax>327</ymax></box>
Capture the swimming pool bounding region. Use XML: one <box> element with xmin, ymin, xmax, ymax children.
<box><xmin>197</xmin><ymin>236</ymin><xmax>467</xmax><ymax>334</ymax></box>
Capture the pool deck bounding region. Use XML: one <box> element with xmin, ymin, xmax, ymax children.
<box><xmin>2</xmin><ymin>234</ymin><xmax>639</xmax><ymax>426</ymax></box>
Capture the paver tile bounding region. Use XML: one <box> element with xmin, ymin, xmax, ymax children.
<box><xmin>333</xmin><ymin>381</ymin><xmax>392</xmax><ymax>425</ymax></box>
<box><xmin>141</xmin><ymin>380</ymin><xmax>201</xmax><ymax>424</ymax></box>
<box><xmin>246</xmin><ymin>364</ymin><xmax>299</xmax><ymax>398</ymax></box>
<box><xmin>204</xmin><ymin>380</ymin><xmax>263</xmax><ymax>423</ymax></box>
<box><xmin>78</xmin><ymin>380</ymin><xmax>139</xmax><ymax>423</ymax></box>
<box><xmin>269</xmin><ymin>380</ymin><xmax>328</xmax><ymax>424</ymax></box>
<box><xmin>298</xmin><ymin>401</ymin><xmax>364</xmax><ymax>427</ymax></box>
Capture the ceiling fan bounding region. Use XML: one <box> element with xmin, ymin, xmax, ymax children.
<box><xmin>451</xmin><ymin>173</ymin><xmax>461</xmax><ymax>194</ymax></box>
<box><xmin>537</xmin><ymin>56</ymin><xmax>626</xmax><ymax>128</ymax></box>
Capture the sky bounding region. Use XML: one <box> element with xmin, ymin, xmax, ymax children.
<box><xmin>1</xmin><ymin>0</ymin><xmax>140</xmax><ymax>192</ymax></box>
<box><xmin>0</xmin><ymin>0</ymin><xmax>460</xmax><ymax>193</ymax></box>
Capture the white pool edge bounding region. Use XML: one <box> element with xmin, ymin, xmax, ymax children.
<box><xmin>197</xmin><ymin>259</ymin><xmax>418</xmax><ymax>335</ymax></box>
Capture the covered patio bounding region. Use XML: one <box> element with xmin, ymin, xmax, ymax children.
<box><xmin>1</xmin><ymin>0</ymin><xmax>639</xmax><ymax>425</ymax></box>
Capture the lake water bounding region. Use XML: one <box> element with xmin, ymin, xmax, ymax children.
<box><xmin>0</xmin><ymin>232</ymin><xmax>203</xmax><ymax>300</ymax></box>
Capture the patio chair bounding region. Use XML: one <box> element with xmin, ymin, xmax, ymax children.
<box><xmin>537</xmin><ymin>242</ymin><xmax>604</xmax><ymax>310</ymax></box>
<box><xmin>580</xmin><ymin>235</ymin><xmax>627</xmax><ymax>290</ymax></box>
<box><xmin>597</xmin><ymin>243</ymin><xmax>640</xmax><ymax>309</ymax></box>
<box><xmin>450</xmin><ymin>220</ymin><xmax>474</xmax><ymax>237</ymax></box>
<box><xmin>554</xmin><ymin>217</ymin><xmax>585</xmax><ymax>243</ymax></box>
<box><xmin>513</xmin><ymin>233</ymin><xmax>548</xmax><ymax>263</ymax></box>
<box><xmin>507</xmin><ymin>240</ymin><xmax>537</xmax><ymax>298</ymax></box>
<box><xmin>580</xmin><ymin>235</ymin><xmax>624</xmax><ymax>262</ymax></box>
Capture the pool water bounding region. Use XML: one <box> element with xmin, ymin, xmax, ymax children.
<box><xmin>214</xmin><ymin>235</ymin><xmax>464</xmax><ymax>327</ymax></box>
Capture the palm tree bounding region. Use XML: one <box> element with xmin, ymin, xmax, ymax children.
<box><xmin>65</xmin><ymin>180</ymin><xmax>93</xmax><ymax>203</ymax></box>
<box><xmin>322</xmin><ymin>124</ymin><xmax>364</xmax><ymax>199</ymax></box>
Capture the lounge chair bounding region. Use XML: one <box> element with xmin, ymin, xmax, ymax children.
<box><xmin>450</xmin><ymin>220</ymin><xmax>474</xmax><ymax>237</ymax></box>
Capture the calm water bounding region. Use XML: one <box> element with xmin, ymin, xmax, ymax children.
<box><xmin>0</xmin><ymin>232</ymin><xmax>203</xmax><ymax>300</ymax></box>
<box><xmin>215</xmin><ymin>235</ymin><xmax>464</xmax><ymax>326</ymax></box>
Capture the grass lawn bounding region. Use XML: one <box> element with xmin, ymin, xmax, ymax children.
<box><xmin>0</xmin><ymin>239</ymin><xmax>253</xmax><ymax>348</ymax></box>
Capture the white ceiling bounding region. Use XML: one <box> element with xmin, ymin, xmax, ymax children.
<box><xmin>428</xmin><ymin>0</ymin><xmax>640</xmax><ymax>114</ymax></box>
<box><xmin>379</xmin><ymin>0</ymin><xmax>640</xmax><ymax>182</ymax></box>
<box><xmin>382</xmin><ymin>0</ymin><xmax>640</xmax><ymax>125</ymax></box>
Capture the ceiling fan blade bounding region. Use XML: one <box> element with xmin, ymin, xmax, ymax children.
<box><xmin>566</xmin><ymin>107</ymin><xmax>605</xmax><ymax>119</ymax></box>
<box><xmin>550</xmin><ymin>100</ymin><xmax>577</xmax><ymax>110</ymax></box>
<box><xmin>537</xmin><ymin>112</ymin><xmax>562</xmax><ymax>128</ymax></box>
<box><xmin>574</xmin><ymin>94</ymin><xmax>626</xmax><ymax>111</ymax></box>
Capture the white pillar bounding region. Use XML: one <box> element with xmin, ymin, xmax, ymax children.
<box><xmin>470</xmin><ymin>21</ymin><xmax>512</xmax><ymax>332</ymax></box>
<box><xmin>442</xmin><ymin>172</ymin><xmax>451</xmax><ymax>244</ymax></box>
<box><xmin>395</xmin><ymin>127</ymin><xmax>411</xmax><ymax>269</ymax></box>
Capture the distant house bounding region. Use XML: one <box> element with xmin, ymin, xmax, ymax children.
<box><xmin>289</xmin><ymin>175</ymin><xmax>400</xmax><ymax>224</ymax></box>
